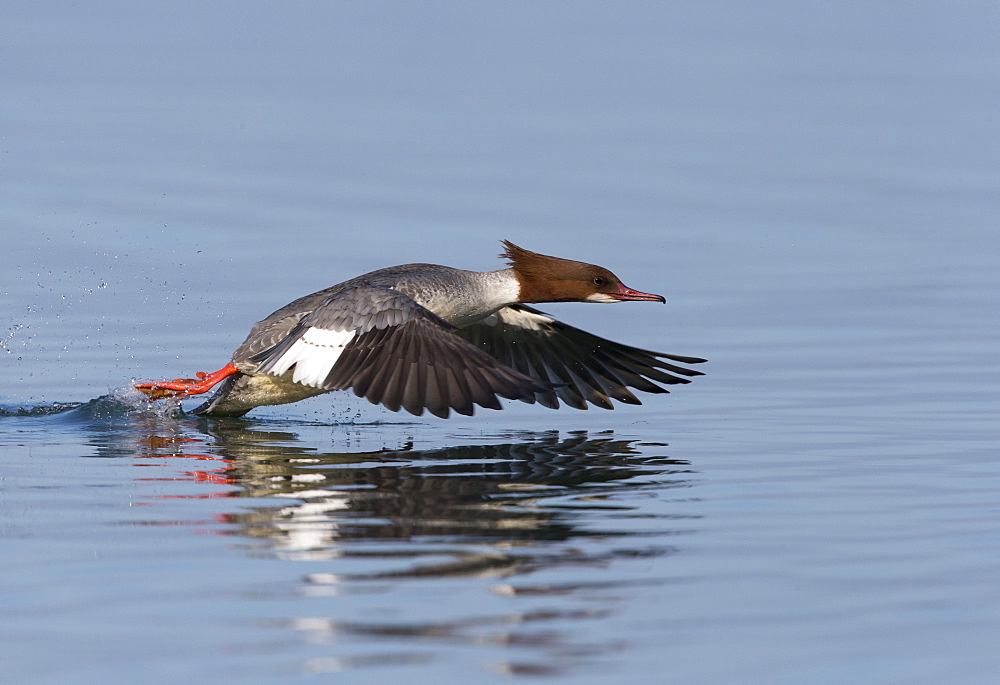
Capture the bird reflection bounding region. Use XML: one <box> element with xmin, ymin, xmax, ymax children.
<box><xmin>199</xmin><ymin>424</ymin><xmax>689</xmax><ymax>558</ymax></box>
<box><xmin>99</xmin><ymin>415</ymin><xmax>696</xmax><ymax>577</ymax></box>
<box><xmin>80</xmin><ymin>404</ymin><xmax>699</xmax><ymax>676</ymax></box>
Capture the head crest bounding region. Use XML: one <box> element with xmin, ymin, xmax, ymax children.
<box><xmin>500</xmin><ymin>240</ymin><xmax>564</xmax><ymax>277</ymax></box>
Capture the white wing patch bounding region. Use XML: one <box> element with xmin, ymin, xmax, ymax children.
<box><xmin>264</xmin><ymin>327</ymin><xmax>356</xmax><ymax>387</ymax></box>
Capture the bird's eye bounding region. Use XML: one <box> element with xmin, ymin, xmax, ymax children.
<box><xmin>593</xmin><ymin>277</ymin><xmax>606</xmax><ymax>286</ymax></box>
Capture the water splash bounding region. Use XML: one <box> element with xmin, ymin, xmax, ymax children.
<box><xmin>0</xmin><ymin>386</ymin><xmax>187</xmax><ymax>422</ymax></box>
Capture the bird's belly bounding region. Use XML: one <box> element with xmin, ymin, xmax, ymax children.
<box><xmin>206</xmin><ymin>372</ymin><xmax>329</xmax><ymax>416</ymax></box>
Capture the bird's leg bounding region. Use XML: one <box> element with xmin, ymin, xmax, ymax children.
<box><xmin>135</xmin><ymin>363</ymin><xmax>240</xmax><ymax>401</ymax></box>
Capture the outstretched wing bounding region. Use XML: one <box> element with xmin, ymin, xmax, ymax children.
<box><xmin>456</xmin><ymin>304</ymin><xmax>706</xmax><ymax>410</ymax></box>
<box><xmin>249</xmin><ymin>286</ymin><xmax>548</xmax><ymax>418</ymax></box>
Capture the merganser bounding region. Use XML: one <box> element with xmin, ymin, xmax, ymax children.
<box><xmin>136</xmin><ymin>241</ymin><xmax>705</xmax><ymax>418</ymax></box>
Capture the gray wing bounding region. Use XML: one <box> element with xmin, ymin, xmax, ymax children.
<box><xmin>456</xmin><ymin>304</ymin><xmax>706</xmax><ymax>410</ymax></box>
<box><xmin>248</xmin><ymin>286</ymin><xmax>549</xmax><ymax>418</ymax></box>
<box><xmin>232</xmin><ymin>288</ymin><xmax>341</xmax><ymax>363</ymax></box>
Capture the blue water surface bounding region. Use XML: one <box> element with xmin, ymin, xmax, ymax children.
<box><xmin>2</xmin><ymin>3</ymin><xmax>998</xmax><ymax>683</ymax></box>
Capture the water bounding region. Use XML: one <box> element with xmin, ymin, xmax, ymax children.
<box><xmin>2</xmin><ymin>2</ymin><xmax>999</xmax><ymax>683</ymax></box>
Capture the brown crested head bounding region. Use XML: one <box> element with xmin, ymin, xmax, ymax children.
<box><xmin>500</xmin><ymin>240</ymin><xmax>665</xmax><ymax>304</ymax></box>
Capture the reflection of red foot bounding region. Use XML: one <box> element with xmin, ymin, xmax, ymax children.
<box><xmin>136</xmin><ymin>363</ymin><xmax>239</xmax><ymax>401</ymax></box>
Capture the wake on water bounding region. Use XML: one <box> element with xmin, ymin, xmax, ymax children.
<box><xmin>0</xmin><ymin>386</ymin><xmax>186</xmax><ymax>422</ymax></box>
<box><xmin>0</xmin><ymin>386</ymin><xmax>402</xmax><ymax>427</ymax></box>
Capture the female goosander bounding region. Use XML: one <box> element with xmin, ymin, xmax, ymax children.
<box><xmin>136</xmin><ymin>241</ymin><xmax>705</xmax><ymax>418</ymax></box>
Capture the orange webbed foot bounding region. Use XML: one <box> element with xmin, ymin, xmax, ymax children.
<box><xmin>135</xmin><ymin>364</ymin><xmax>240</xmax><ymax>401</ymax></box>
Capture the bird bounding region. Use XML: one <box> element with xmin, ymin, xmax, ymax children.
<box><xmin>135</xmin><ymin>240</ymin><xmax>705</xmax><ymax>418</ymax></box>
